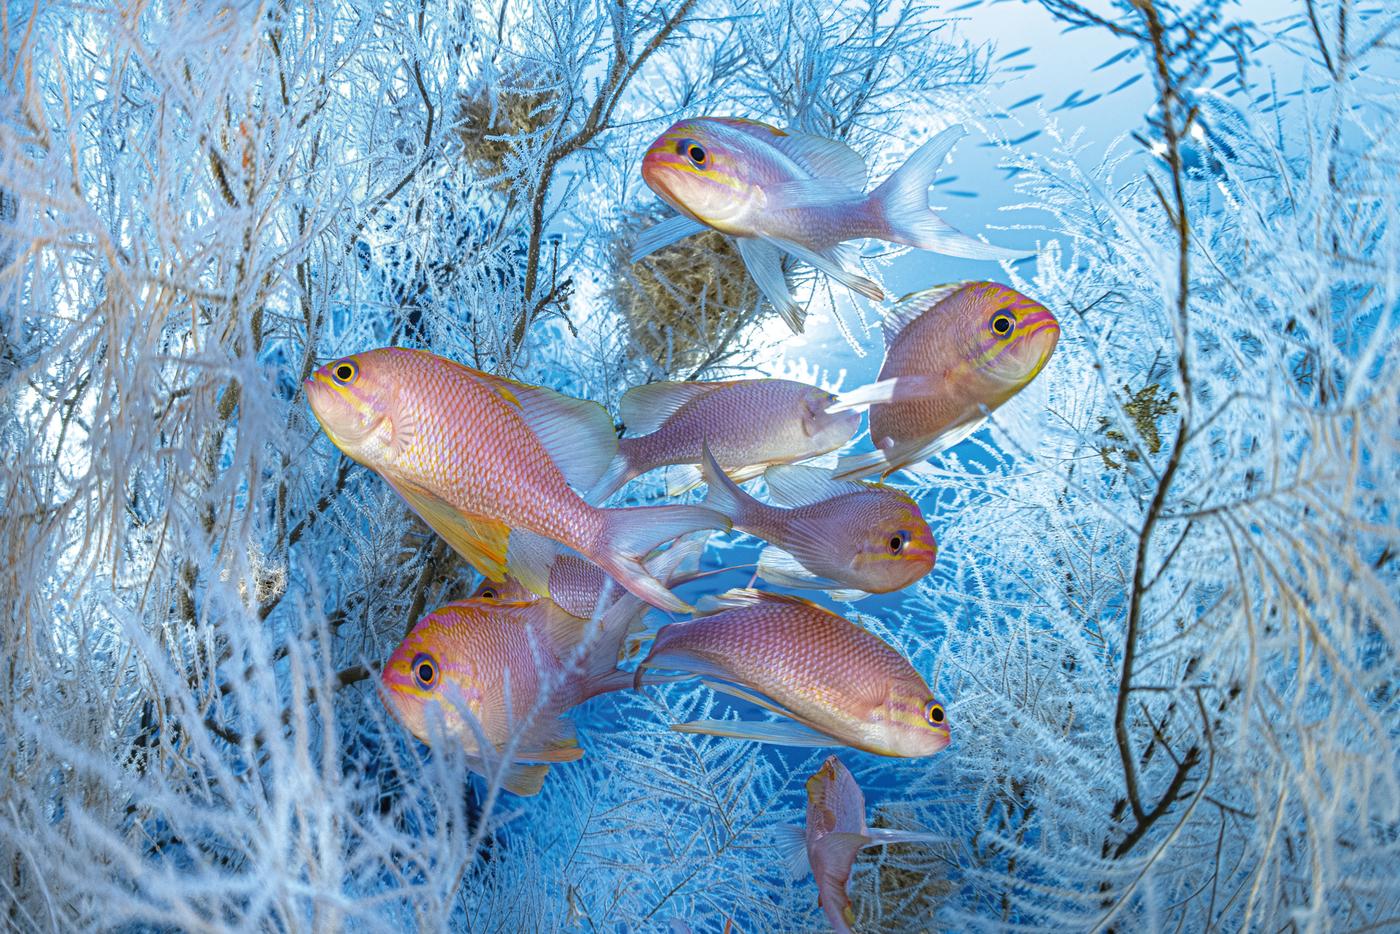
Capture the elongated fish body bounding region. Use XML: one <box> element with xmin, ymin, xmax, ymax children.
<box><xmin>777</xmin><ymin>756</ymin><xmax>944</xmax><ymax>934</ymax></box>
<box><xmin>636</xmin><ymin>116</ymin><xmax>1030</xmax><ymax>333</ymax></box>
<box><xmin>635</xmin><ymin>590</ymin><xmax>950</xmax><ymax>757</ymax></box>
<box><xmin>833</xmin><ymin>281</ymin><xmax>1060</xmax><ymax>480</ymax></box>
<box><xmin>381</xmin><ymin>595</ymin><xmax>639</xmax><ymax>796</ymax></box>
<box><xmin>305</xmin><ymin>348</ymin><xmax>725</xmax><ymax>612</ymax></box>
<box><xmin>592</xmin><ymin>378</ymin><xmax>860</xmax><ymax>500</ymax></box>
<box><xmin>700</xmin><ymin>448</ymin><xmax>936</xmax><ymax>598</ymax></box>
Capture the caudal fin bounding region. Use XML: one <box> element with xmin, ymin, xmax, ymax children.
<box><xmin>586</xmin><ymin>449</ymin><xmax>636</xmax><ymax>505</ymax></box>
<box><xmin>869</xmin><ymin>126</ymin><xmax>1032</xmax><ymax>262</ymax></box>
<box><xmin>699</xmin><ymin>443</ymin><xmax>760</xmax><ymax>529</ymax></box>
<box><xmin>592</xmin><ymin>505</ymin><xmax>730</xmax><ymax>613</ymax></box>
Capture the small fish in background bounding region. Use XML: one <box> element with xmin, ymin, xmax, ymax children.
<box><xmin>777</xmin><ymin>756</ymin><xmax>945</xmax><ymax>934</ymax></box>
<box><xmin>699</xmin><ymin>445</ymin><xmax>936</xmax><ymax>600</ymax></box>
<box><xmin>831</xmin><ymin>281</ymin><xmax>1060</xmax><ymax>480</ymax></box>
<box><xmin>634</xmin><ymin>116</ymin><xmax>1031</xmax><ymax>333</ymax></box>
<box><xmin>381</xmin><ymin>592</ymin><xmax>643</xmax><ymax>796</ymax></box>
<box><xmin>590</xmin><ymin>378</ymin><xmax>861</xmax><ymax>501</ymax></box>
<box><xmin>470</xmin><ymin>532</ymin><xmax>710</xmax><ymax>619</ymax></box>
<box><xmin>634</xmin><ymin>589</ymin><xmax>950</xmax><ymax>756</ymax></box>
<box><xmin>305</xmin><ymin>348</ymin><xmax>727</xmax><ymax>612</ymax></box>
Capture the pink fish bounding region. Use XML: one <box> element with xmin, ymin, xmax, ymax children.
<box><xmin>590</xmin><ymin>378</ymin><xmax>861</xmax><ymax>500</ymax></box>
<box><xmin>778</xmin><ymin>756</ymin><xmax>944</xmax><ymax>934</ymax></box>
<box><xmin>634</xmin><ymin>116</ymin><xmax>1029</xmax><ymax>332</ymax></box>
<box><xmin>305</xmin><ymin>348</ymin><xmax>726</xmax><ymax>612</ymax></box>
<box><xmin>380</xmin><ymin>594</ymin><xmax>642</xmax><ymax>796</ymax></box>
<box><xmin>832</xmin><ymin>281</ymin><xmax>1060</xmax><ymax>479</ymax></box>
<box><xmin>699</xmin><ymin>446</ymin><xmax>936</xmax><ymax>599</ymax></box>
<box><xmin>634</xmin><ymin>589</ymin><xmax>950</xmax><ymax>756</ymax></box>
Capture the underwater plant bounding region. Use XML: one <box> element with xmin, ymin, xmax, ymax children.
<box><xmin>1</xmin><ymin>0</ymin><xmax>1396</xmax><ymax>931</ymax></box>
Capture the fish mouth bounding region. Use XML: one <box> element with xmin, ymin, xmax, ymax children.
<box><xmin>305</xmin><ymin>375</ymin><xmax>389</xmax><ymax>450</ymax></box>
<box><xmin>640</xmin><ymin>148</ymin><xmax>671</xmax><ymax>197</ymax></box>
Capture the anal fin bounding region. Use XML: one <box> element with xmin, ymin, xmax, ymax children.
<box><xmin>389</xmin><ymin>479</ymin><xmax>511</xmax><ymax>580</ymax></box>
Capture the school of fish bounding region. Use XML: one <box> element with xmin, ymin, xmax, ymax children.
<box><xmin>307</xmin><ymin>116</ymin><xmax>1061</xmax><ymax>931</ymax></box>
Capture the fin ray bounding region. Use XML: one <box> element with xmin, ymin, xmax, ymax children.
<box><xmin>735</xmin><ymin>237</ymin><xmax>805</xmax><ymax>333</ymax></box>
<box><xmin>631</xmin><ymin>214</ymin><xmax>707</xmax><ymax>263</ymax></box>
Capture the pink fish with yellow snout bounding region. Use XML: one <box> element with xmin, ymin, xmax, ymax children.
<box><xmin>634</xmin><ymin>116</ymin><xmax>1030</xmax><ymax>333</ymax></box>
<box><xmin>634</xmin><ymin>589</ymin><xmax>950</xmax><ymax>757</ymax></box>
<box><xmin>305</xmin><ymin>347</ymin><xmax>726</xmax><ymax>612</ymax></box>
<box><xmin>699</xmin><ymin>446</ymin><xmax>936</xmax><ymax>600</ymax></box>
<box><xmin>776</xmin><ymin>756</ymin><xmax>945</xmax><ymax>934</ymax></box>
<box><xmin>832</xmin><ymin>281</ymin><xmax>1060</xmax><ymax>480</ymax></box>
<box><xmin>380</xmin><ymin>593</ymin><xmax>644</xmax><ymax>796</ymax></box>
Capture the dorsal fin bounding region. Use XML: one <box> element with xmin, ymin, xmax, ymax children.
<box><xmin>764</xmin><ymin>464</ymin><xmax>868</xmax><ymax>507</ymax></box>
<box><xmin>473</xmin><ymin>372</ymin><xmax>619</xmax><ymax>493</ymax></box>
<box><xmin>540</xmin><ymin>590</ymin><xmax>641</xmax><ymax>690</ymax></box>
<box><xmin>772</xmin><ymin>132</ymin><xmax>867</xmax><ymax>191</ymax></box>
<box><xmin>883</xmin><ymin>282</ymin><xmax>974</xmax><ymax>348</ymax></box>
<box><xmin>619</xmin><ymin>381</ymin><xmax>727</xmax><ymax>436</ymax></box>
<box><xmin>705</xmin><ymin>116</ymin><xmax>786</xmax><ymax>139</ymax></box>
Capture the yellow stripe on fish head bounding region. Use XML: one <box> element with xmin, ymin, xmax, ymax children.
<box><xmin>305</xmin><ymin>350</ymin><xmax>401</xmax><ymax>462</ymax></box>
<box><xmin>850</xmin><ymin>491</ymin><xmax>938</xmax><ymax>592</ymax></box>
<box><xmin>868</xmin><ymin>683</ymin><xmax>951</xmax><ymax>757</ymax></box>
<box><xmin>641</xmin><ymin>118</ymin><xmax>763</xmax><ymax>232</ymax></box>
<box><xmin>380</xmin><ymin>605</ymin><xmax>488</xmax><ymax>749</ymax></box>
<box><xmin>950</xmin><ymin>282</ymin><xmax>1061</xmax><ymax>392</ymax></box>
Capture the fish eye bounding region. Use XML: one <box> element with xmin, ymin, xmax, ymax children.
<box><xmin>411</xmin><ymin>652</ymin><xmax>438</xmax><ymax>690</ymax></box>
<box><xmin>677</xmin><ymin>138</ymin><xmax>707</xmax><ymax>166</ymax></box>
<box><xmin>924</xmin><ymin>701</ymin><xmax>945</xmax><ymax>725</ymax></box>
<box><xmin>888</xmin><ymin>529</ymin><xmax>911</xmax><ymax>554</ymax></box>
<box><xmin>990</xmin><ymin>311</ymin><xmax>1015</xmax><ymax>336</ymax></box>
<box><xmin>331</xmin><ymin>359</ymin><xmax>358</xmax><ymax>384</ymax></box>
<box><xmin>479</xmin><ymin>587</ymin><xmax>497</xmax><ymax>600</ymax></box>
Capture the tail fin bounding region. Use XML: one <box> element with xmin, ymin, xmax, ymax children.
<box><xmin>592</xmin><ymin>505</ymin><xmax>730</xmax><ymax>613</ymax></box>
<box><xmin>699</xmin><ymin>443</ymin><xmax>761</xmax><ymax>529</ymax></box>
<box><xmin>869</xmin><ymin>126</ymin><xmax>1031</xmax><ymax>262</ymax></box>
<box><xmin>832</xmin><ymin>447</ymin><xmax>894</xmax><ymax>482</ymax></box>
<box><xmin>587</xmin><ymin>448</ymin><xmax>637</xmax><ymax>505</ymax></box>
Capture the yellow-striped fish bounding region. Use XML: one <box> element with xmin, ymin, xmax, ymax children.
<box><xmin>777</xmin><ymin>756</ymin><xmax>944</xmax><ymax>934</ymax></box>
<box><xmin>635</xmin><ymin>589</ymin><xmax>950</xmax><ymax>756</ymax></box>
<box><xmin>591</xmin><ymin>378</ymin><xmax>860</xmax><ymax>501</ymax></box>
<box><xmin>832</xmin><ymin>281</ymin><xmax>1059</xmax><ymax>479</ymax></box>
<box><xmin>699</xmin><ymin>446</ymin><xmax>936</xmax><ymax>600</ymax></box>
<box><xmin>306</xmin><ymin>348</ymin><xmax>726</xmax><ymax>612</ymax></box>
<box><xmin>635</xmin><ymin>117</ymin><xmax>1029</xmax><ymax>332</ymax></box>
<box><xmin>381</xmin><ymin>593</ymin><xmax>641</xmax><ymax>796</ymax></box>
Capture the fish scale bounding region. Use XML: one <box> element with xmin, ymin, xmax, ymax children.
<box><xmin>347</xmin><ymin>350</ymin><xmax>602</xmax><ymax>548</ymax></box>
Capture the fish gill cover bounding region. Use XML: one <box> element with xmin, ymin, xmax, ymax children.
<box><xmin>1</xmin><ymin>0</ymin><xmax>1397</xmax><ymax>931</ymax></box>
